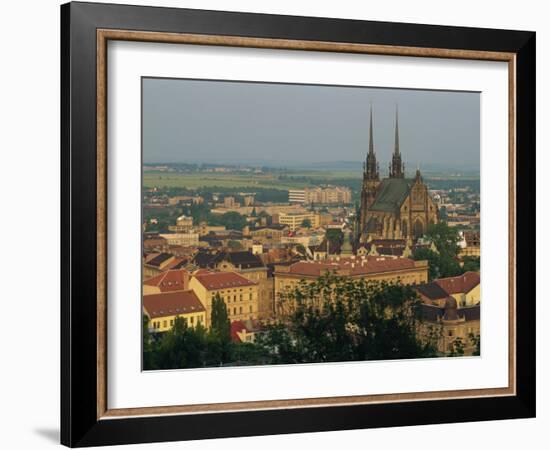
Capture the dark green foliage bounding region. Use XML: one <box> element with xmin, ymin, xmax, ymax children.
<box><xmin>326</xmin><ymin>229</ymin><xmax>343</xmax><ymax>247</ymax></box>
<box><xmin>462</xmin><ymin>256</ymin><xmax>480</xmax><ymax>273</ymax></box>
<box><xmin>448</xmin><ymin>337</ymin><xmax>465</xmax><ymax>357</ymax></box>
<box><xmin>469</xmin><ymin>333</ymin><xmax>481</xmax><ymax>356</ymax></box>
<box><xmin>413</xmin><ymin>223</ymin><xmax>466</xmax><ymax>280</ymax></box>
<box><xmin>209</xmin><ymin>211</ymin><xmax>248</xmax><ymax>231</ymax></box>
<box><xmin>425</xmin><ymin>221</ymin><xmax>461</xmax><ymax>257</ymax></box>
<box><xmin>256</xmin><ymin>274</ymin><xmax>438</xmax><ymax>363</ymax></box>
<box><xmin>144</xmin><ymin>276</ymin><xmax>440</xmax><ymax>370</ymax></box>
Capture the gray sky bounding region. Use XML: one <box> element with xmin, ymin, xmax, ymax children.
<box><xmin>143</xmin><ymin>77</ymin><xmax>480</xmax><ymax>171</ymax></box>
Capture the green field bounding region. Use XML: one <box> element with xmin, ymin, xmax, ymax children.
<box><xmin>142</xmin><ymin>170</ymin><xmax>361</xmax><ymax>190</ymax></box>
<box><xmin>143</xmin><ymin>169</ymin><xmax>479</xmax><ymax>191</ymax></box>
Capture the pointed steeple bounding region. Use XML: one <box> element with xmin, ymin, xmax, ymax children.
<box><xmin>394</xmin><ymin>105</ymin><xmax>400</xmax><ymax>156</ymax></box>
<box><xmin>365</xmin><ymin>104</ymin><xmax>379</xmax><ymax>181</ymax></box>
<box><xmin>369</xmin><ymin>104</ymin><xmax>375</xmax><ymax>156</ymax></box>
<box><xmin>389</xmin><ymin>105</ymin><xmax>404</xmax><ymax>178</ymax></box>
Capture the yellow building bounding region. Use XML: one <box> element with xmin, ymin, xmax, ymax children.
<box><xmin>276</xmin><ymin>212</ymin><xmax>320</xmax><ymax>231</ymax></box>
<box><xmin>273</xmin><ymin>255</ymin><xmax>428</xmax><ymax>315</ymax></box>
<box><xmin>188</xmin><ymin>271</ymin><xmax>259</xmax><ymax>326</ymax></box>
<box><xmin>143</xmin><ymin>290</ymin><xmax>206</xmax><ymax>332</ymax></box>
<box><xmin>214</xmin><ymin>251</ymin><xmax>274</xmax><ymax>319</ymax></box>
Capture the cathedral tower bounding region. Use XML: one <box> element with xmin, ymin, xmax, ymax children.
<box><xmin>359</xmin><ymin>106</ymin><xmax>380</xmax><ymax>242</ymax></box>
<box><xmin>389</xmin><ymin>106</ymin><xmax>405</xmax><ymax>178</ymax></box>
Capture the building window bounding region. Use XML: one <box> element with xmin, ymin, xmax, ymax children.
<box><xmin>190</xmin><ymin>316</ymin><xmax>194</xmax><ymax>324</ymax></box>
<box><xmin>239</xmin><ymin>294</ymin><xmax>243</xmax><ymax>301</ymax></box>
<box><xmin>249</xmin><ymin>305</ymin><xmax>252</xmax><ymax>313</ymax></box>
<box><xmin>233</xmin><ymin>308</ymin><xmax>237</xmax><ymax>315</ymax></box>
<box><xmin>163</xmin><ymin>320</ymin><xmax>167</xmax><ymax>328</ymax></box>
<box><xmin>170</xmin><ymin>320</ymin><xmax>174</xmax><ymax>326</ymax></box>
<box><xmin>239</xmin><ymin>307</ymin><xmax>243</xmax><ymax>314</ymax></box>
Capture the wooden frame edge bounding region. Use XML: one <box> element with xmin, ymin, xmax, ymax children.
<box><xmin>95</xmin><ymin>28</ymin><xmax>517</xmax><ymax>420</ymax></box>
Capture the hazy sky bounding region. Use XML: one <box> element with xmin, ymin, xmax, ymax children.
<box><xmin>143</xmin><ymin>77</ymin><xmax>480</xmax><ymax>170</ymax></box>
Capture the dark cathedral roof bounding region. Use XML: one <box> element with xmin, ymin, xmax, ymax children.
<box><xmin>370</xmin><ymin>178</ymin><xmax>413</xmax><ymax>212</ymax></box>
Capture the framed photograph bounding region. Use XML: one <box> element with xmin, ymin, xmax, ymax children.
<box><xmin>61</xmin><ymin>2</ymin><xmax>535</xmax><ymax>447</ymax></box>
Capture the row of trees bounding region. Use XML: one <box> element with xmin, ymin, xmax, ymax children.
<box><xmin>144</xmin><ymin>275</ymin><xmax>441</xmax><ymax>370</ymax></box>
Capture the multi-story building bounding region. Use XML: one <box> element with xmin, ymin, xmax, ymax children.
<box><xmin>249</xmin><ymin>224</ymin><xmax>289</xmax><ymax>244</ymax></box>
<box><xmin>168</xmin><ymin>195</ymin><xmax>203</xmax><ymax>205</ymax></box>
<box><xmin>275</xmin><ymin>212</ymin><xmax>320</xmax><ymax>231</ymax></box>
<box><xmin>224</xmin><ymin>196</ymin><xmax>236</xmax><ymax>208</ymax></box>
<box><xmin>168</xmin><ymin>215</ymin><xmax>194</xmax><ymax>232</ymax></box>
<box><xmin>242</xmin><ymin>195</ymin><xmax>255</xmax><ymax>206</ymax></box>
<box><xmin>214</xmin><ymin>251</ymin><xmax>274</xmax><ymax>319</ymax></box>
<box><xmin>143</xmin><ymin>290</ymin><xmax>206</xmax><ymax>332</ymax></box>
<box><xmin>188</xmin><ymin>271</ymin><xmax>259</xmax><ymax>326</ymax></box>
<box><xmin>288</xmin><ymin>189</ymin><xmax>306</xmax><ymax>203</ymax></box>
<box><xmin>288</xmin><ymin>187</ymin><xmax>352</xmax><ymax>204</ymax></box>
<box><xmin>159</xmin><ymin>232</ymin><xmax>199</xmax><ymax>247</ymax></box>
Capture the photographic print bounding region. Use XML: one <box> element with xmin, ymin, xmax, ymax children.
<box><xmin>141</xmin><ymin>78</ymin><xmax>481</xmax><ymax>371</ymax></box>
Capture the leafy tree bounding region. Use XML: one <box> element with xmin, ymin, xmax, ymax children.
<box><xmin>325</xmin><ymin>229</ymin><xmax>343</xmax><ymax>248</ymax></box>
<box><xmin>301</xmin><ymin>218</ymin><xmax>312</xmax><ymax>228</ymax></box>
<box><xmin>256</xmin><ymin>274</ymin><xmax>438</xmax><ymax>363</ymax></box>
<box><xmin>412</xmin><ymin>248</ymin><xmax>441</xmax><ymax>281</ymax></box>
<box><xmin>210</xmin><ymin>294</ymin><xmax>232</xmax><ymax>363</ymax></box>
<box><xmin>210</xmin><ymin>211</ymin><xmax>247</xmax><ymax>231</ymax></box>
<box><xmin>227</xmin><ymin>240</ymin><xmax>243</xmax><ymax>250</ymax></box>
<box><xmin>462</xmin><ymin>256</ymin><xmax>480</xmax><ymax>273</ymax></box>
<box><xmin>412</xmin><ymin>246</ymin><xmax>462</xmax><ymax>281</ymax></box>
<box><xmin>211</xmin><ymin>294</ymin><xmax>231</xmax><ymax>341</ymax></box>
<box><xmin>142</xmin><ymin>315</ymin><xmax>156</xmax><ymax>370</ymax></box>
<box><xmin>426</xmin><ymin>222</ymin><xmax>460</xmax><ymax>257</ymax></box>
<box><xmin>448</xmin><ymin>337</ymin><xmax>465</xmax><ymax>357</ymax></box>
<box><xmin>469</xmin><ymin>333</ymin><xmax>481</xmax><ymax>356</ymax></box>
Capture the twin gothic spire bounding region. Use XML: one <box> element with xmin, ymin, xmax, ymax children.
<box><xmin>364</xmin><ymin>105</ymin><xmax>404</xmax><ymax>180</ymax></box>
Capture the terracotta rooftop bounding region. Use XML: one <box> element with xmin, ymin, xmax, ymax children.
<box><xmin>193</xmin><ymin>271</ymin><xmax>257</xmax><ymax>290</ymax></box>
<box><xmin>143</xmin><ymin>269</ymin><xmax>189</xmax><ymax>292</ymax></box>
<box><xmin>435</xmin><ymin>271</ymin><xmax>480</xmax><ymax>295</ymax></box>
<box><xmin>279</xmin><ymin>256</ymin><xmax>417</xmax><ymax>277</ymax></box>
<box><xmin>143</xmin><ymin>290</ymin><xmax>205</xmax><ymax>319</ymax></box>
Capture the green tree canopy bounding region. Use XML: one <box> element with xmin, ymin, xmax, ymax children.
<box><xmin>256</xmin><ymin>274</ymin><xmax>438</xmax><ymax>363</ymax></box>
<box><xmin>425</xmin><ymin>222</ymin><xmax>460</xmax><ymax>257</ymax></box>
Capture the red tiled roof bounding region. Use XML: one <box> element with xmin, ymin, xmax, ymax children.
<box><xmin>143</xmin><ymin>269</ymin><xmax>189</xmax><ymax>292</ymax></box>
<box><xmin>143</xmin><ymin>290</ymin><xmax>205</xmax><ymax>318</ymax></box>
<box><xmin>162</xmin><ymin>257</ymin><xmax>186</xmax><ymax>271</ymax></box>
<box><xmin>282</xmin><ymin>256</ymin><xmax>417</xmax><ymax>277</ymax></box>
<box><xmin>230</xmin><ymin>320</ymin><xmax>247</xmax><ymax>343</ymax></box>
<box><xmin>435</xmin><ymin>271</ymin><xmax>480</xmax><ymax>295</ymax></box>
<box><xmin>194</xmin><ymin>272</ymin><xmax>256</xmax><ymax>290</ymax></box>
<box><xmin>230</xmin><ymin>320</ymin><xmax>261</xmax><ymax>343</ymax></box>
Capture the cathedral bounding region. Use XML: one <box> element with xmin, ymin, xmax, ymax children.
<box><xmin>358</xmin><ymin>107</ymin><xmax>439</xmax><ymax>243</ymax></box>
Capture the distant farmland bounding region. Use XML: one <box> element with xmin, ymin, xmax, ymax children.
<box><xmin>142</xmin><ymin>170</ymin><xmax>361</xmax><ymax>191</ymax></box>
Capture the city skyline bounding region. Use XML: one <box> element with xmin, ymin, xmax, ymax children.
<box><xmin>143</xmin><ymin>78</ymin><xmax>480</xmax><ymax>170</ymax></box>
